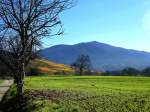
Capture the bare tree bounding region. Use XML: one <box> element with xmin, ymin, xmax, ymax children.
<box><xmin>71</xmin><ymin>55</ymin><xmax>91</xmax><ymax>75</ymax></box>
<box><xmin>0</xmin><ymin>0</ymin><xmax>73</xmax><ymax>96</ymax></box>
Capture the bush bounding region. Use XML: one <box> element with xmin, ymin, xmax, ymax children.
<box><xmin>27</xmin><ymin>67</ymin><xmax>40</xmax><ymax>76</ymax></box>
<box><xmin>54</xmin><ymin>71</ymin><xmax>67</xmax><ymax>75</ymax></box>
<box><xmin>102</xmin><ymin>67</ymin><xmax>140</xmax><ymax>76</ymax></box>
<box><xmin>141</xmin><ymin>67</ymin><xmax>150</xmax><ymax>76</ymax></box>
<box><xmin>0</xmin><ymin>62</ymin><xmax>12</xmax><ymax>77</ymax></box>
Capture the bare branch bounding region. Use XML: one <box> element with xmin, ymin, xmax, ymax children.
<box><xmin>0</xmin><ymin>0</ymin><xmax>73</xmax><ymax>95</ymax></box>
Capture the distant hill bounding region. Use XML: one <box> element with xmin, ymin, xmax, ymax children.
<box><xmin>28</xmin><ymin>59</ymin><xmax>73</xmax><ymax>74</ymax></box>
<box><xmin>39</xmin><ymin>41</ymin><xmax>150</xmax><ymax>71</ymax></box>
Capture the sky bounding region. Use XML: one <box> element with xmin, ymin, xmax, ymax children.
<box><xmin>43</xmin><ymin>0</ymin><xmax>150</xmax><ymax>52</ymax></box>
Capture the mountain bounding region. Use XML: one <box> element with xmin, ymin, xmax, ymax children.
<box><xmin>39</xmin><ymin>41</ymin><xmax>150</xmax><ymax>71</ymax></box>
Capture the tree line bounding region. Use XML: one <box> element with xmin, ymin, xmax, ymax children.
<box><xmin>102</xmin><ymin>67</ymin><xmax>150</xmax><ymax>76</ymax></box>
<box><xmin>71</xmin><ymin>54</ymin><xmax>150</xmax><ymax>76</ymax></box>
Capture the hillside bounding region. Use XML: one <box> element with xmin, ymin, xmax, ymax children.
<box><xmin>28</xmin><ymin>59</ymin><xmax>73</xmax><ymax>74</ymax></box>
<box><xmin>39</xmin><ymin>41</ymin><xmax>150</xmax><ymax>71</ymax></box>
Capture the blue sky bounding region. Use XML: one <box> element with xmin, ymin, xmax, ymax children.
<box><xmin>43</xmin><ymin>0</ymin><xmax>150</xmax><ymax>52</ymax></box>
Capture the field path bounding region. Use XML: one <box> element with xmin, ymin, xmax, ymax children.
<box><xmin>0</xmin><ymin>80</ymin><xmax>13</xmax><ymax>101</ymax></box>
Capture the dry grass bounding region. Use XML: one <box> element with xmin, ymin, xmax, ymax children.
<box><xmin>28</xmin><ymin>59</ymin><xmax>73</xmax><ymax>74</ymax></box>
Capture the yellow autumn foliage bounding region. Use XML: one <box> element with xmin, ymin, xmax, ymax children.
<box><xmin>28</xmin><ymin>59</ymin><xmax>73</xmax><ymax>74</ymax></box>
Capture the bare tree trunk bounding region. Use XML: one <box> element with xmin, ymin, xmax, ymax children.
<box><xmin>16</xmin><ymin>62</ymin><xmax>25</xmax><ymax>96</ymax></box>
<box><xmin>15</xmin><ymin>73</ymin><xmax>24</xmax><ymax>96</ymax></box>
<box><xmin>16</xmin><ymin>78</ymin><xmax>23</xmax><ymax>96</ymax></box>
<box><xmin>80</xmin><ymin>68</ymin><xmax>83</xmax><ymax>75</ymax></box>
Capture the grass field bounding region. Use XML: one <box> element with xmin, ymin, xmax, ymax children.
<box><xmin>25</xmin><ymin>76</ymin><xmax>150</xmax><ymax>93</ymax></box>
<box><xmin>0</xmin><ymin>80</ymin><xmax>3</xmax><ymax>84</ymax></box>
<box><xmin>22</xmin><ymin>76</ymin><xmax>150</xmax><ymax>112</ymax></box>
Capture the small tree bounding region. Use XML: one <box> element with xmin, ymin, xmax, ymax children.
<box><xmin>0</xmin><ymin>0</ymin><xmax>73</xmax><ymax>96</ymax></box>
<box><xmin>71</xmin><ymin>55</ymin><xmax>91</xmax><ymax>75</ymax></box>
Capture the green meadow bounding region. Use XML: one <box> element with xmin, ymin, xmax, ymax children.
<box><xmin>0</xmin><ymin>80</ymin><xmax>3</xmax><ymax>84</ymax></box>
<box><xmin>21</xmin><ymin>76</ymin><xmax>150</xmax><ymax>112</ymax></box>
<box><xmin>25</xmin><ymin>76</ymin><xmax>150</xmax><ymax>93</ymax></box>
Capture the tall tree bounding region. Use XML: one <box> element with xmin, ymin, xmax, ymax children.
<box><xmin>71</xmin><ymin>55</ymin><xmax>91</xmax><ymax>75</ymax></box>
<box><xmin>0</xmin><ymin>0</ymin><xmax>73</xmax><ymax>96</ymax></box>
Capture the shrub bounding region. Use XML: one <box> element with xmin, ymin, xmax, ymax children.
<box><xmin>27</xmin><ymin>67</ymin><xmax>41</xmax><ymax>76</ymax></box>
<box><xmin>141</xmin><ymin>67</ymin><xmax>150</xmax><ymax>76</ymax></box>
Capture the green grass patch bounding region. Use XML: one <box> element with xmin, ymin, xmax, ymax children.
<box><xmin>23</xmin><ymin>76</ymin><xmax>150</xmax><ymax>112</ymax></box>
<box><xmin>0</xmin><ymin>80</ymin><xmax>3</xmax><ymax>84</ymax></box>
<box><xmin>25</xmin><ymin>76</ymin><xmax>150</xmax><ymax>93</ymax></box>
<box><xmin>2</xmin><ymin>76</ymin><xmax>150</xmax><ymax>112</ymax></box>
<box><xmin>1</xmin><ymin>84</ymin><xmax>17</xmax><ymax>102</ymax></box>
<box><xmin>0</xmin><ymin>85</ymin><xmax>36</xmax><ymax>112</ymax></box>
